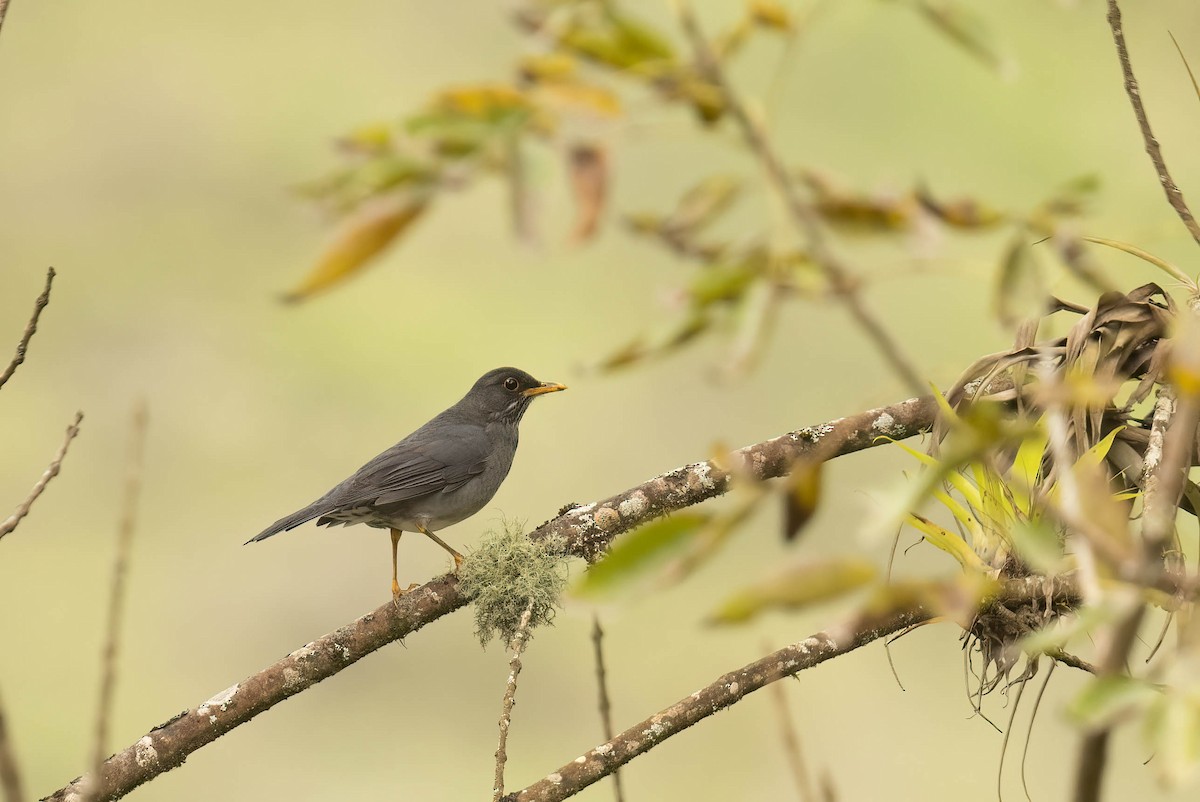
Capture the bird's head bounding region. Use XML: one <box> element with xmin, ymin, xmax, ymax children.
<box><xmin>461</xmin><ymin>367</ymin><xmax>566</xmax><ymax>424</ymax></box>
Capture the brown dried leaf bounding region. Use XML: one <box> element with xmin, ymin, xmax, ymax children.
<box><xmin>568</xmin><ymin>143</ymin><xmax>609</xmax><ymax>243</ymax></box>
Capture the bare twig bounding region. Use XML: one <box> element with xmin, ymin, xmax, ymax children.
<box><xmin>44</xmin><ymin>393</ymin><xmax>938</xmax><ymax>802</ymax></box>
<box><xmin>0</xmin><ymin>411</ymin><xmax>83</xmax><ymax>542</ymax></box>
<box><xmin>86</xmin><ymin>402</ymin><xmax>149</xmax><ymax>802</ymax></box>
<box><xmin>674</xmin><ymin>3</ymin><xmax>925</xmax><ymax>395</ymax></box>
<box><xmin>0</xmin><ymin>0</ymin><xmax>13</xmax><ymax>44</ymax></box>
<box><xmin>0</xmin><ymin>268</ymin><xmax>55</xmax><ymax>392</ymax></box>
<box><xmin>590</xmin><ymin>616</ymin><xmax>625</xmax><ymax>802</ymax></box>
<box><xmin>493</xmin><ymin>603</ymin><xmax>536</xmax><ymax>802</ymax></box>
<box><xmin>1105</xmin><ymin>0</ymin><xmax>1200</xmax><ymax>247</ymax></box>
<box><xmin>0</xmin><ymin>684</ymin><xmax>24</xmax><ymax>802</ymax></box>
<box><xmin>766</xmin><ymin>653</ymin><xmax>817</xmax><ymax>802</ymax></box>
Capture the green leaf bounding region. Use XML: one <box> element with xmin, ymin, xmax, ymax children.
<box><xmin>1146</xmin><ymin>693</ymin><xmax>1200</xmax><ymax>787</ymax></box>
<box><xmin>571</xmin><ymin>513</ymin><xmax>711</xmax><ymax>598</ymax></box>
<box><xmin>1020</xmin><ymin>605</ymin><xmax>1117</xmax><ymax>655</ymax></box>
<box><xmin>1068</xmin><ymin>675</ymin><xmax>1158</xmax><ymax>729</ymax></box>
<box><xmin>1008</xmin><ymin>518</ymin><xmax>1064</xmax><ymax>574</ymax></box>
<box><xmin>995</xmin><ymin>233</ymin><xmax>1045</xmax><ymax>327</ymax></box>
<box><xmin>709</xmin><ymin>558</ymin><xmax>877</xmax><ymax>624</ymax></box>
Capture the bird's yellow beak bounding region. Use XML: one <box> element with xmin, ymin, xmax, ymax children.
<box><xmin>522</xmin><ymin>382</ymin><xmax>567</xmax><ymax>397</ymax></box>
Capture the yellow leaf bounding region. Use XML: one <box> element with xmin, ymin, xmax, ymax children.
<box><xmin>284</xmin><ymin>197</ymin><xmax>428</xmax><ymax>303</ymax></box>
<box><xmin>906</xmin><ymin>513</ymin><xmax>989</xmax><ymax>571</ymax></box>
<box><xmin>709</xmin><ymin>558</ymin><xmax>877</xmax><ymax>624</ymax></box>
<box><xmin>749</xmin><ymin>0</ymin><xmax>793</xmax><ymax>32</ymax></box>
<box><xmin>533</xmin><ymin>81</ymin><xmax>623</xmax><ymax>118</ymax></box>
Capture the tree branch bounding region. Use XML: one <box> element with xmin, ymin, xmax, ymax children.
<box><xmin>1105</xmin><ymin>0</ymin><xmax>1200</xmax><ymax>247</ymax></box>
<box><xmin>501</xmin><ymin>578</ymin><xmax>1080</xmax><ymax>802</ymax></box>
<box><xmin>590</xmin><ymin>616</ymin><xmax>624</xmax><ymax>802</ymax></box>
<box><xmin>674</xmin><ymin>3</ymin><xmax>925</xmax><ymax>395</ymax></box>
<box><xmin>0</xmin><ymin>684</ymin><xmax>24</xmax><ymax>802</ymax></box>
<box><xmin>0</xmin><ymin>411</ymin><xmax>83</xmax><ymax>543</ymax></box>
<box><xmin>43</xmin><ymin>393</ymin><xmax>937</xmax><ymax>801</ymax></box>
<box><xmin>0</xmin><ymin>268</ymin><xmax>55</xmax><ymax>393</ymax></box>
<box><xmin>493</xmin><ymin>602</ymin><xmax>535</xmax><ymax>802</ymax></box>
<box><xmin>86</xmin><ymin>402</ymin><xmax>148</xmax><ymax>802</ymax></box>
<box><xmin>0</xmin><ymin>0</ymin><xmax>13</xmax><ymax>44</ymax></box>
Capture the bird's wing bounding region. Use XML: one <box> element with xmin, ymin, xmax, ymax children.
<box><xmin>333</xmin><ymin>422</ymin><xmax>490</xmax><ymax>508</ymax></box>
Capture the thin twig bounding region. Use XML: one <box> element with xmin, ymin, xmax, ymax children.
<box><xmin>86</xmin><ymin>401</ymin><xmax>149</xmax><ymax>802</ymax></box>
<box><xmin>1047</xmin><ymin>650</ymin><xmax>1098</xmax><ymax>676</ymax></box>
<box><xmin>0</xmin><ymin>268</ymin><xmax>55</xmax><ymax>392</ymax></box>
<box><xmin>0</xmin><ymin>0</ymin><xmax>12</xmax><ymax>44</ymax></box>
<box><xmin>673</xmin><ymin>2</ymin><xmax>925</xmax><ymax>396</ymax></box>
<box><xmin>44</xmin><ymin>393</ymin><xmax>941</xmax><ymax>801</ymax></box>
<box><xmin>0</xmin><ymin>411</ymin><xmax>83</xmax><ymax>542</ymax></box>
<box><xmin>1105</xmin><ymin>0</ymin><xmax>1200</xmax><ymax>247</ymax></box>
<box><xmin>766</xmin><ymin>649</ymin><xmax>817</xmax><ymax>802</ymax></box>
<box><xmin>0</xmin><ymin>684</ymin><xmax>24</xmax><ymax>802</ymax></box>
<box><xmin>493</xmin><ymin>602</ymin><xmax>536</xmax><ymax>802</ymax></box>
<box><xmin>590</xmin><ymin>615</ymin><xmax>625</xmax><ymax>802</ymax></box>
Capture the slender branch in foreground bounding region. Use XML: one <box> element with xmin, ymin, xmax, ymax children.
<box><xmin>0</xmin><ymin>684</ymin><xmax>24</xmax><ymax>802</ymax></box>
<box><xmin>87</xmin><ymin>402</ymin><xmax>149</xmax><ymax>802</ymax></box>
<box><xmin>0</xmin><ymin>268</ymin><xmax>55</xmax><ymax>392</ymax></box>
<box><xmin>1105</xmin><ymin>0</ymin><xmax>1200</xmax><ymax>247</ymax></box>
<box><xmin>674</xmin><ymin>3</ymin><xmax>925</xmax><ymax>395</ymax></box>
<box><xmin>766</xmin><ymin>645</ymin><xmax>818</xmax><ymax>802</ymax></box>
<box><xmin>493</xmin><ymin>603</ymin><xmax>536</xmax><ymax>802</ymax></box>
<box><xmin>1074</xmin><ymin>379</ymin><xmax>1197</xmax><ymax>802</ymax></box>
<box><xmin>44</xmin><ymin>393</ymin><xmax>937</xmax><ymax>802</ymax></box>
<box><xmin>590</xmin><ymin>616</ymin><xmax>624</xmax><ymax>802</ymax></box>
<box><xmin>502</xmin><ymin>578</ymin><xmax>1080</xmax><ymax>802</ymax></box>
<box><xmin>0</xmin><ymin>0</ymin><xmax>12</xmax><ymax>47</ymax></box>
<box><xmin>0</xmin><ymin>411</ymin><xmax>83</xmax><ymax>543</ymax></box>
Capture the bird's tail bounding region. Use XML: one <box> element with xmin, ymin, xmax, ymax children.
<box><xmin>245</xmin><ymin>502</ymin><xmax>327</xmax><ymax>545</ymax></box>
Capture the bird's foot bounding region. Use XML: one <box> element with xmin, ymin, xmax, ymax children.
<box><xmin>391</xmin><ymin>581</ymin><xmax>420</xmax><ymax>609</ymax></box>
<box><xmin>451</xmin><ymin>551</ymin><xmax>464</xmax><ymax>572</ymax></box>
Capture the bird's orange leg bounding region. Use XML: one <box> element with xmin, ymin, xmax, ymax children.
<box><xmin>390</xmin><ymin>529</ymin><xmax>418</xmax><ymax>606</ymax></box>
<box><xmin>417</xmin><ymin>524</ymin><xmax>465</xmax><ymax>571</ymax></box>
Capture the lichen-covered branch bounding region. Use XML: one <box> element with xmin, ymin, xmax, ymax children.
<box><xmin>0</xmin><ymin>411</ymin><xmax>83</xmax><ymax>543</ymax></box>
<box><xmin>0</xmin><ymin>268</ymin><xmax>55</xmax><ymax>392</ymax></box>
<box><xmin>43</xmin><ymin>394</ymin><xmax>937</xmax><ymax>801</ymax></box>
<box><xmin>1105</xmin><ymin>0</ymin><xmax>1200</xmax><ymax>247</ymax></box>
<box><xmin>501</xmin><ymin>578</ymin><xmax>1079</xmax><ymax>802</ymax></box>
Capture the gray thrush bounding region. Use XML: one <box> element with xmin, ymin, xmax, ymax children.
<box><xmin>248</xmin><ymin>367</ymin><xmax>566</xmax><ymax>600</ymax></box>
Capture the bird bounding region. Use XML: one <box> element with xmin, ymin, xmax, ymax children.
<box><xmin>247</xmin><ymin>367</ymin><xmax>566</xmax><ymax>602</ymax></box>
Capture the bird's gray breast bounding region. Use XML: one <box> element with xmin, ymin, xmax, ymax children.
<box><xmin>362</xmin><ymin>421</ymin><xmax>519</xmax><ymax>532</ymax></box>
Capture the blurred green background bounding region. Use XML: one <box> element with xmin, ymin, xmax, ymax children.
<box><xmin>2</xmin><ymin>0</ymin><xmax>1199</xmax><ymax>799</ymax></box>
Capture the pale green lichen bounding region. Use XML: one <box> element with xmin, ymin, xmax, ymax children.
<box><xmin>457</xmin><ymin>520</ymin><xmax>569</xmax><ymax>647</ymax></box>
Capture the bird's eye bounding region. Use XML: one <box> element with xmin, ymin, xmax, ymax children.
<box><xmin>504</xmin><ymin>377</ymin><xmax>520</xmax><ymax>392</ymax></box>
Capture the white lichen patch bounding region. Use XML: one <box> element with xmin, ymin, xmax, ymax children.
<box><xmin>595</xmin><ymin>743</ymin><xmax>613</xmax><ymax>756</ymax></box>
<box><xmin>690</xmin><ymin>462</ymin><xmax>717</xmax><ymax>492</ymax></box>
<box><xmin>288</xmin><ymin>642</ymin><xmax>318</xmax><ymax>661</ymax></box>
<box><xmin>335</xmin><ymin>643</ymin><xmax>351</xmax><ymax>661</ymax></box>
<box><xmin>134</xmin><ymin>736</ymin><xmax>158</xmax><ymax>768</ymax></box>
<box><xmin>198</xmin><ymin>683</ymin><xmax>239</xmax><ymax>717</ymax></box>
<box><xmin>642</xmin><ymin>721</ymin><xmax>666</xmax><ymax>740</ymax></box>
<box><xmin>727</xmin><ymin>681</ymin><xmax>739</xmax><ymax>695</ymax></box>
<box><xmin>618</xmin><ymin>491</ymin><xmax>649</xmax><ymax>520</ymax></box>
<box><xmin>792</xmin><ymin>422</ymin><xmax>835</xmax><ymax>443</ymax></box>
<box><xmin>548</xmin><ymin>773</ymin><xmax>563</xmax><ymax>785</ymax></box>
<box><xmin>871</xmin><ymin>411</ymin><xmax>902</xmax><ymax>438</ymax></box>
<box><xmin>574</xmin><ymin>755</ymin><xmax>586</xmax><ymax>764</ymax></box>
<box><xmin>282</xmin><ymin>667</ymin><xmax>303</xmax><ymax>689</ymax></box>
